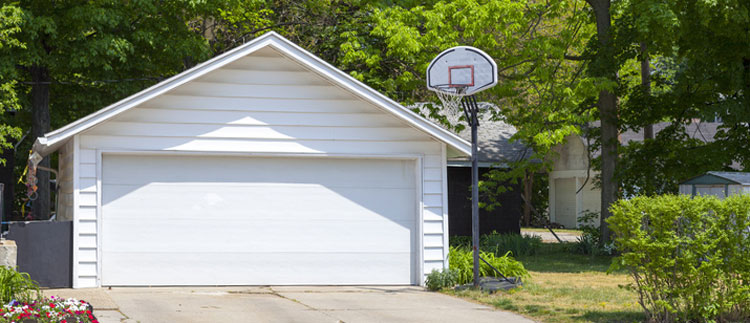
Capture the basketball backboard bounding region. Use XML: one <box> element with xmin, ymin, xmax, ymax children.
<box><xmin>426</xmin><ymin>46</ymin><xmax>497</xmax><ymax>96</ymax></box>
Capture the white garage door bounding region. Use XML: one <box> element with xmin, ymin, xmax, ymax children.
<box><xmin>101</xmin><ymin>155</ymin><xmax>417</xmax><ymax>286</ymax></box>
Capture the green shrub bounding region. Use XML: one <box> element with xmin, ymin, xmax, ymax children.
<box><xmin>425</xmin><ymin>268</ymin><xmax>459</xmax><ymax>291</ymax></box>
<box><xmin>608</xmin><ymin>194</ymin><xmax>750</xmax><ymax>322</ymax></box>
<box><xmin>449</xmin><ymin>236</ymin><xmax>472</xmax><ymax>249</ymax></box>
<box><xmin>570</xmin><ymin>211</ymin><xmax>618</xmax><ymax>256</ymax></box>
<box><xmin>572</xmin><ymin>233</ymin><xmax>599</xmax><ymax>255</ymax></box>
<box><xmin>480</xmin><ymin>232</ymin><xmax>542</xmax><ymax>257</ymax></box>
<box><xmin>0</xmin><ymin>266</ymin><xmax>40</xmax><ymax>304</ymax></box>
<box><xmin>448</xmin><ymin>246</ymin><xmax>529</xmax><ymax>285</ymax></box>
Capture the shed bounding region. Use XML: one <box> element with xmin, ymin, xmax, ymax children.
<box><xmin>31</xmin><ymin>32</ymin><xmax>470</xmax><ymax>288</ymax></box>
<box><xmin>679</xmin><ymin>172</ymin><xmax>750</xmax><ymax>198</ymax></box>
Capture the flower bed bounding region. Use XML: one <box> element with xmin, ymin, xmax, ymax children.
<box><xmin>1</xmin><ymin>296</ymin><xmax>98</xmax><ymax>323</ymax></box>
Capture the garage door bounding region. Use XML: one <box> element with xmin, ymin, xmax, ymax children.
<box><xmin>101</xmin><ymin>155</ymin><xmax>417</xmax><ymax>286</ymax></box>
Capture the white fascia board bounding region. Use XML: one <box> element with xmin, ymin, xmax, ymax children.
<box><xmin>34</xmin><ymin>32</ymin><xmax>470</xmax><ymax>157</ymax></box>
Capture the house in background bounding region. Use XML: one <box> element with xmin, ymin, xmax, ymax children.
<box><xmin>679</xmin><ymin>172</ymin><xmax>750</xmax><ymax>198</ymax></box>
<box><xmin>416</xmin><ymin>105</ymin><xmax>529</xmax><ymax>236</ymax></box>
<box><xmin>447</xmin><ymin>114</ymin><xmax>528</xmax><ymax>236</ymax></box>
<box><xmin>31</xmin><ymin>32</ymin><xmax>470</xmax><ymax>288</ymax></box>
<box><xmin>549</xmin><ymin>134</ymin><xmax>600</xmax><ymax>228</ymax></box>
<box><xmin>551</xmin><ymin>121</ymin><xmax>723</xmax><ymax>228</ymax></box>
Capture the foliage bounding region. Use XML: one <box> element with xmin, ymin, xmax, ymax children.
<box><xmin>608</xmin><ymin>195</ymin><xmax>750</xmax><ymax>322</ymax></box>
<box><xmin>3</xmin><ymin>0</ymin><xmax>232</xmax><ymax>219</ymax></box>
<box><xmin>353</xmin><ymin>0</ymin><xmax>596</xmax><ymax>196</ymax></box>
<box><xmin>480</xmin><ymin>232</ymin><xmax>542</xmax><ymax>257</ymax></box>
<box><xmin>0</xmin><ymin>296</ymin><xmax>97</xmax><ymax>323</ymax></box>
<box><xmin>0</xmin><ymin>5</ymin><xmax>24</xmax><ymax>160</ymax></box>
<box><xmin>0</xmin><ymin>266</ymin><xmax>39</xmax><ymax>304</ymax></box>
<box><xmin>424</xmin><ymin>268</ymin><xmax>459</xmax><ymax>291</ymax></box>
<box><xmin>571</xmin><ymin>211</ymin><xmax>615</xmax><ymax>256</ymax></box>
<box><xmin>448</xmin><ymin>246</ymin><xmax>529</xmax><ymax>285</ymax></box>
<box><xmin>450</xmin><ymin>233</ymin><xmax>542</xmax><ymax>257</ymax></box>
<box><xmin>449</xmin><ymin>236</ymin><xmax>472</xmax><ymax>249</ymax></box>
<box><xmin>612</xmin><ymin>0</ymin><xmax>750</xmax><ymax>196</ymax></box>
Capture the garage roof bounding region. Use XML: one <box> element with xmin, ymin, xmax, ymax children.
<box><xmin>33</xmin><ymin>32</ymin><xmax>471</xmax><ymax>157</ymax></box>
<box><xmin>680</xmin><ymin>172</ymin><xmax>750</xmax><ymax>185</ymax></box>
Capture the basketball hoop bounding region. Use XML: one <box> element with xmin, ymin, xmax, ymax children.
<box><xmin>426</xmin><ymin>45</ymin><xmax>502</xmax><ymax>290</ymax></box>
<box><xmin>433</xmin><ymin>85</ymin><xmax>468</xmax><ymax>115</ymax></box>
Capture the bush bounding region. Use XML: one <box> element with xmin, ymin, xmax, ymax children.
<box><xmin>480</xmin><ymin>232</ymin><xmax>542</xmax><ymax>257</ymax></box>
<box><xmin>572</xmin><ymin>211</ymin><xmax>617</xmax><ymax>256</ymax></box>
<box><xmin>448</xmin><ymin>246</ymin><xmax>529</xmax><ymax>285</ymax></box>
<box><xmin>449</xmin><ymin>236</ymin><xmax>471</xmax><ymax>249</ymax></box>
<box><xmin>608</xmin><ymin>194</ymin><xmax>750</xmax><ymax>322</ymax></box>
<box><xmin>425</xmin><ymin>269</ymin><xmax>459</xmax><ymax>291</ymax></box>
<box><xmin>0</xmin><ymin>266</ymin><xmax>40</xmax><ymax>304</ymax></box>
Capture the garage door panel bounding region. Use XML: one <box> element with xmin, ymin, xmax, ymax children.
<box><xmin>103</xmin><ymin>184</ymin><xmax>415</xmax><ymax>221</ymax></box>
<box><xmin>103</xmin><ymin>252</ymin><xmax>413</xmax><ymax>286</ymax></box>
<box><xmin>101</xmin><ymin>155</ymin><xmax>417</xmax><ymax>286</ymax></box>
<box><xmin>103</xmin><ymin>155</ymin><xmax>416</xmax><ymax>188</ymax></box>
<box><xmin>102</xmin><ymin>218</ymin><xmax>413</xmax><ymax>253</ymax></box>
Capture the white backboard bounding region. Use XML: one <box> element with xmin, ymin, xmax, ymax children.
<box><xmin>426</xmin><ymin>46</ymin><xmax>497</xmax><ymax>96</ymax></box>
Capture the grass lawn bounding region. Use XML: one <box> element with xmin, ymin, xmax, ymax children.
<box><xmin>445</xmin><ymin>243</ymin><xmax>645</xmax><ymax>323</ymax></box>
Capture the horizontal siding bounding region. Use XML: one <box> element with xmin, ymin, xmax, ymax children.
<box><xmin>424</xmin><ymin>234</ymin><xmax>444</xmax><ymax>248</ymax></box>
<box><xmin>80</xmin><ymin>136</ymin><xmax>441</xmax><ymax>155</ymax></box>
<box><xmin>196</xmin><ymin>69</ymin><xmax>327</xmax><ymax>85</ymax></box>
<box><xmin>423</xmin><ymin>207</ymin><xmax>443</xmax><ymax>221</ymax></box>
<box><xmin>78</xmin><ymin>248</ymin><xmax>97</xmax><ymax>262</ymax></box>
<box><xmin>74</xmin><ymin>48</ymin><xmax>449</xmax><ymax>286</ymax></box>
<box><xmin>79</xmin><ymin>234</ymin><xmax>97</xmax><ymax>248</ymax></box>
<box><xmin>77</xmin><ymin>276</ymin><xmax>97</xmax><ymax>288</ymax></box>
<box><xmin>117</xmin><ymin>108</ymin><xmax>402</xmax><ymax>127</ymax></box>
<box><xmin>424</xmin><ymin>167</ymin><xmax>442</xmax><ymax>181</ymax></box>
<box><xmin>170</xmin><ymin>82</ymin><xmax>352</xmax><ymax>100</ymax></box>
<box><xmin>78</xmin><ymin>206</ymin><xmax>97</xmax><ymax>220</ymax></box>
<box><xmin>85</xmin><ymin>122</ymin><xmax>426</xmax><ymax>142</ymax></box>
<box><xmin>424</xmin><ymin>260</ymin><xmax>444</xmax><ymax>275</ymax></box>
<box><xmin>141</xmin><ymin>95</ymin><xmax>377</xmax><ymax>113</ymax></box>
<box><xmin>225</xmin><ymin>56</ymin><xmax>308</xmax><ymax>71</ymax></box>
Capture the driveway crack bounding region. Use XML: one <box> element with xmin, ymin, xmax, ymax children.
<box><xmin>269</xmin><ymin>287</ymin><xmax>346</xmax><ymax>323</ymax></box>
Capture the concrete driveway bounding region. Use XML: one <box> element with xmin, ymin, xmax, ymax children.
<box><xmin>46</xmin><ymin>286</ymin><xmax>533</xmax><ymax>323</ymax></box>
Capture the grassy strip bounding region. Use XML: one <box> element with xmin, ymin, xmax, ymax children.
<box><xmin>445</xmin><ymin>243</ymin><xmax>645</xmax><ymax>323</ymax></box>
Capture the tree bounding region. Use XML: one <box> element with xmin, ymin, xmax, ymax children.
<box><xmin>340</xmin><ymin>0</ymin><xmax>595</xmax><ymax>191</ymax></box>
<box><xmin>5</xmin><ymin>0</ymin><xmax>225</xmax><ymax>219</ymax></box>
<box><xmin>613</xmin><ymin>0</ymin><xmax>749</xmax><ymax>196</ymax></box>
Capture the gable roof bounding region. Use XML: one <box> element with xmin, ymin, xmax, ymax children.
<box><xmin>680</xmin><ymin>171</ymin><xmax>750</xmax><ymax>185</ymax></box>
<box><xmin>413</xmin><ymin>103</ymin><xmax>531</xmax><ymax>167</ymax></box>
<box><xmin>33</xmin><ymin>32</ymin><xmax>470</xmax><ymax>157</ymax></box>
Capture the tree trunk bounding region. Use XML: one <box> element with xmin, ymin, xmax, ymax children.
<box><xmin>30</xmin><ymin>65</ymin><xmax>51</xmax><ymax>220</ymax></box>
<box><xmin>641</xmin><ymin>42</ymin><xmax>653</xmax><ymax>140</ymax></box>
<box><xmin>588</xmin><ymin>0</ymin><xmax>618</xmax><ymax>244</ymax></box>
<box><xmin>522</xmin><ymin>171</ymin><xmax>534</xmax><ymax>227</ymax></box>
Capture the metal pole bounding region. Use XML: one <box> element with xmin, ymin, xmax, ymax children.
<box><xmin>462</xmin><ymin>95</ymin><xmax>481</xmax><ymax>288</ymax></box>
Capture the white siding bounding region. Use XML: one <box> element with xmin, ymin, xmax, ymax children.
<box><xmin>71</xmin><ymin>47</ymin><xmax>448</xmax><ymax>287</ymax></box>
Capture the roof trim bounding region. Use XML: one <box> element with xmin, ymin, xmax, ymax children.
<box><xmin>33</xmin><ymin>32</ymin><xmax>470</xmax><ymax>156</ymax></box>
<box><xmin>680</xmin><ymin>171</ymin><xmax>750</xmax><ymax>185</ymax></box>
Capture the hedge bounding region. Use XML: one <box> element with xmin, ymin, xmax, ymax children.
<box><xmin>608</xmin><ymin>194</ymin><xmax>750</xmax><ymax>322</ymax></box>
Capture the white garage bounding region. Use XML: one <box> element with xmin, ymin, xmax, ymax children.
<box><xmin>32</xmin><ymin>32</ymin><xmax>470</xmax><ymax>288</ymax></box>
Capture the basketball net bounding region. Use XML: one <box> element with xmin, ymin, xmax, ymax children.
<box><xmin>433</xmin><ymin>86</ymin><xmax>468</xmax><ymax>116</ymax></box>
